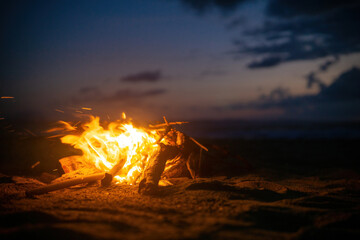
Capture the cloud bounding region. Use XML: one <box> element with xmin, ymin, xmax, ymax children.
<box><xmin>236</xmin><ymin>1</ymin><xmax>360</xmax><ymax>68</ymax></box>
<box><xmin>305</xmin><ymin>72</ymin><xmax>326</xmax><ymax>90</ymax></box>
<box><xmin>319</xmin><ymin>55</ymin><xmax>339</xmax><ymax>72</ymax></box>
<box><xmin>231</xmin><ymin>87</ymin><xmax>292</xmax><ymax>110</ymax></box>
<box><xmin>180</xmin><ymin>0</ymin><xmax>249</xmax><ymax>15</ymax></box>
<box><xmin>304</xmin><ymin>55</ymin><xmax>339</xmax><ymax>91</ymax></box>
<box><xmin>180</xmin><ymin>0</ymin><xmax>360</xmax><ymax>68</ymax></box>
<box><xmin>229</xmin><ymin>67</ymin><xmax>360</xmax><ymax>119</ymax></box>
<box><xmin>73</xmin><ymin>85</ymin><xmax>166</xmax><ymax>104</ymax></box>
<box><xmin>72</xmin><ymin>86</ymin><xmax>103</xmax><ymax>104</ymax></box>
<box><xmin>266</xmin><ymin>0</ymin><xmax>359</xmax><ymax>18</ymax></box>
<box><xmin>248</xmin><ymin>56</ymin><xmax>282</xmax><ymax>69</ymax></box>
<box><xmin>121</xmin><ymin>70</ymin><xmax>162</xmax><ymax>83</ymax></box>
<box><xmin>259</xmin><ymin>87</ymin><xmax>291</xmax><ymax>102</ymax></box>
<box><xmin>321</xmin><ymin>67</ymin><xmax>360</xmax><ymax>101</ymax></box>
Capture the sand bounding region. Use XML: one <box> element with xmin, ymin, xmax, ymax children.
<box><xmin>1</xmin><ymin>139</ymin><xmax>359</xmax><ymax>239</ymax></box>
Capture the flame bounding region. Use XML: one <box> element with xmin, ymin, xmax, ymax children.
<box><xmin>60</xmin><ymin>116</ymin><xmax>160</xmax><ymax>184</ymax></box>
<box><xmin>55</xmin><ymin>109</ymin><xmax>65</xmax><ymax>113</ymax></box>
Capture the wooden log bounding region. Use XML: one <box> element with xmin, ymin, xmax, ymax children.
<box><xmin>138</xmin><ymin>144</ymin><xmax>179</xmax><ymax>195</ymax></box>
<box><xmin>139</xmin><ymin>129</ymin><xmax>208</xmax><ymax>194</ymax></box>
<box><xmin>25</xmin><ymin>172</ymin><xmax>106</xmax><ymax>197</ymax></box>
<box><xmin>101</xmin><ymin>158</ymin><xmax>126</xmax><ymax>187</ymax></box>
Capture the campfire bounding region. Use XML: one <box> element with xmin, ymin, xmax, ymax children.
<box><xmin>26</xmin><ymin>114</ymin><xmax>209</xmax><ymax>196</ymax></box>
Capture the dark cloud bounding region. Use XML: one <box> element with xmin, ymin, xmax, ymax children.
<box><xmin>72</xmin><ymin>86</ymin><xmax>102</xmax><ymax>104</ymax></box>
<box><xmin>304</xmin><ymin>55</ymin><xmax>339</xmax><ymax>91</ymax></box>
<box><xmin>237</xmin><ymin>1</ymin><xmax>360</xmax><ymax>68</ymax></box>
<box><xmin>181</xmin><ymin>0</ymin><xmax>360</xmax><ymax>66</ymax></box>
<box><xmin>180</xmin><ymin>0</ymin><xmax>248</xmax><ymax>15</ymax></box>
<box><xmin>319</xmin><ymin>55</ymin><xmax>339</xmax><ymax>72</ymax></box>
<box><xmin>248</xmin><ymin>56</ymin><xmax>282</xmax><ymax>69</ymax></box>
<box><xmin>73</xmin><ymin>86</ymin><xmax>166</xmax><ymax>104</ymax></box>
<box><xmin>267</xmin><ymin>0</ymin><xmax>359</xmax><ymax>18</ymax></box>
<box><xmin>121</xmin><ymin>70</ymin><xmax>162</xmax><ymax>83</ymax></box>
<box><xmin>232</xmin><ymin>87</ymin><xmax>292</xmax><ymax>110</ymax></box>
<box><xmin>321</xmin><ymin>67</ymin><xmax>360</xmax><ymax>101</ymax></box>
<box><xmin>305</xmin><ymin>72</ymin><xmax>326</xmax><ymax>90</ymax></box>
<box><xmin>229</xmin><ymin>67</ymin><xmax>360</xmax><ymax>119</ymax></box>
<box><xmin>226</xmin><ymin>16</ymin><xmax>247</xmax><ymax>29</ymax></box>
<box><xmin>259</xmin><ymin>87</ymin><xmax>291</xmax><ymax>102</ymax></box>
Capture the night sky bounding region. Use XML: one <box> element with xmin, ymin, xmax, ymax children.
<box><xmin>1</xmin><ymin>0</ymin><xmax>360</xmax><ymax>122</ymax></box>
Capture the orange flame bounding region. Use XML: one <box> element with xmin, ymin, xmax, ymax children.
<box><xmin>60</xmin><ymin>116</ymin><xmax>160</xmax><ymax>184</ymax></box>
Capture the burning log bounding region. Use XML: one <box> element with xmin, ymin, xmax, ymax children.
<box><xmin>139</xmin><ymin>143</ymin><xmax>179</xmax><ymax>195</ymax></box>
<box><xmin>25</xmin><ymin>172</ymin><xmax>106</xmax><ymax>197</ymax></box>
<box><xmin>139</xmin><ymin>128</ymin><xmax>205</xmax><ymax>195</ymax></box>
<box><xmin>101</xmin><ymin>158</ymin><xmax>126</xmax><ymax>187</ymax></box>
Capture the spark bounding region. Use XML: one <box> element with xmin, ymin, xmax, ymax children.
<box><xmin>47</xmin><ymin>134</ymin><xmax>65</xmax><ymax>138</ymax></box>
<box><xmin>45</xmin><ymin>121</ymin><xmax>76</xmax><ymax>133</ymax></box>
<box><xmin>24</xmin><ymin>129</ymin><xmax>37</xmax><ymax>136</ymax></box>
<box><xmin>31</xmin><ymin>161</ymin><xmax>40</xmax><ymax>169</ymax></box>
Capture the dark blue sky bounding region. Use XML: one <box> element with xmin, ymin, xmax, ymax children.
<box><xmin>1</xmin><ymin>0</ymin><xmax>359</xmax><ymax>122</ymax></box>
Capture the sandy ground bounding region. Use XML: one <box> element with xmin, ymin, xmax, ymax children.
<box><xmin>1</xmin><ymin>170</ymin><xmax>360</xmax><ymax>240</ymax></box>
<box><xmin>1</xmin><ymin>139</ymin><xmax>360</xmax><ymax>239</ymax></box>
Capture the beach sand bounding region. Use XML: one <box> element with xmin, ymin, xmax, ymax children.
<box><xmin>1</xmin><ymin>139</ymin><xmax>359</xmax><ymax>239</ymax></box>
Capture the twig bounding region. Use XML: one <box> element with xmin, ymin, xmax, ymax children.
<box><xmin>148</xmin><ymin>121</ymin><xmax>188</xmax><ymax>128</ymax></box>
<box><xmin>155</xmin><ymin>116</ymin><xmax>171</xmax><ymax>144</ymax></box>
<box><xmin>189</xmin><ymin>137</ymin><xmax>208</xmax><ymax>152</ymax></box>
<box><xmin>163</xmin><ymin>116</ymin><xmax>168</xmax><ymax>125</ymax></box>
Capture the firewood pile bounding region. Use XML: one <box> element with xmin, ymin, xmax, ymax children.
<box><xmin>26</xmin><ymin>117</ymin><xmax>252</xmax><ymax>197</ymax></box>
